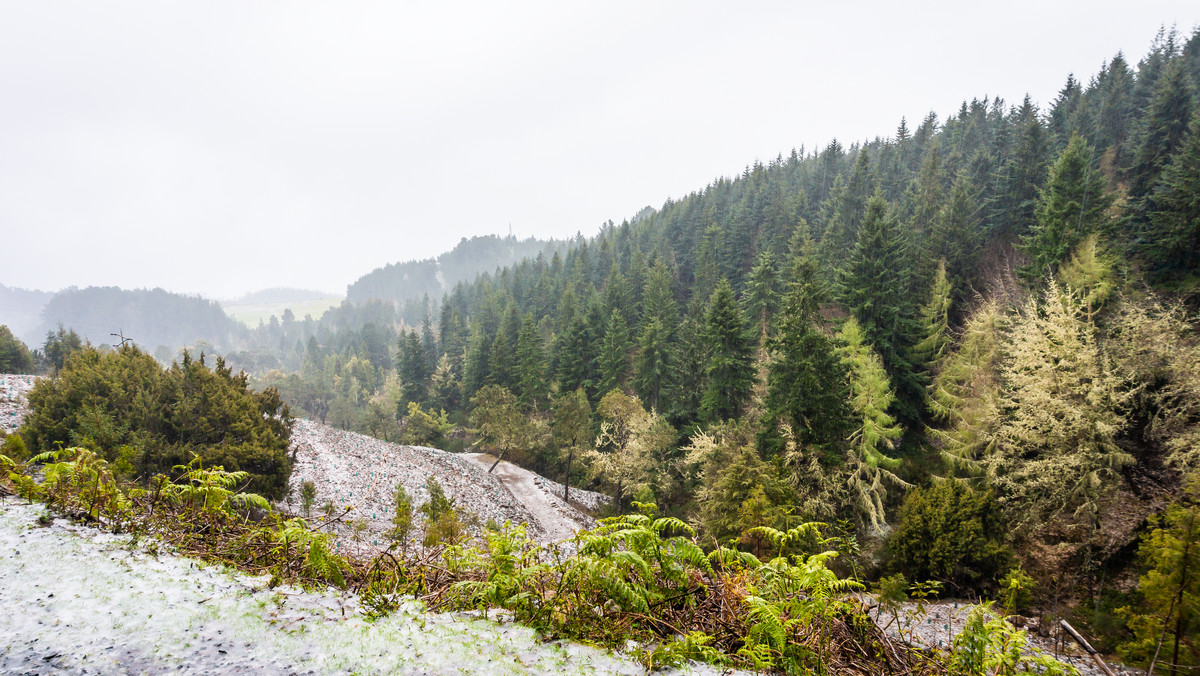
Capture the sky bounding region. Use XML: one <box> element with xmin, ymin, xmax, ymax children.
<box><xmin>2</xmin><ymin>2</ymin><xmax>1198</xmax><ymax>300</ymax></box>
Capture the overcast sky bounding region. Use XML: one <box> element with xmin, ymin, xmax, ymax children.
<box><xmin>2</xmin><ymin>2</ymin><xmax>1197</xmax><ymax>300</ymax></box>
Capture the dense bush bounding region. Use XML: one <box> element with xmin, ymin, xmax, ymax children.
<box><xmin>20</xmin><ymin>345</ymin><xmax>293</xmax><ymax>498</ymax></box>
<box><xmin>887</xmin><ymin>481</ymin><xmax>1010</xmax><ymax>593</ymax></box>
<box><xmin>0</xmin><ymin>325</ymin><xmax>36</xmax><ymax>373</ymax></box>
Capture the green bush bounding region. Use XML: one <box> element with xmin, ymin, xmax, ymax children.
<box><xmin>887</xmin><ymin>481</ymin><xmax>1010</xmax><ymax>593</ymax></box>
<box><xmin>20</xmin><ymin>345</ymin><xmax>293</xmax><ymax>498</ymax></box>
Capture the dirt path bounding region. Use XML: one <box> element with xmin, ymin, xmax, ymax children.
<box><xmin>462</xmin><ymin>453</ymin><xmax>595</xmax><ymax>543</ymax></box>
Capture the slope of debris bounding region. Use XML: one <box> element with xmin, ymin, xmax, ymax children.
<box><xmin>0</xmin><ymin>374</ymin><xmax>38</xmax><ymax>435</ymax></box>
<box><xmin>287</xmin><ymin>420</ymin><xmax>600</xmax><ymax>553</ymax></box>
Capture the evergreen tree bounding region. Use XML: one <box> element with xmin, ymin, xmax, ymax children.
<box><xmin>911</xmin><ymin>259</ymin><xmax>953</xmax><ymax>378</ymax></box>
<box><xmin>396</xmin><ymin>330</ymin><xmax>429</xmax><ymax>409</ymax></box>
<box><xmin>633</xmin><ymin>317</ymin><xmax>673</xmax><ymax>414</ymax></box>
<box><xmin>997</xmin><ymin>96</ymin><xmax>1050</xmax><ymax>239</ymax></box>
<box><xmin>1142</xmin><ymin>110</ymin><xmax>1200</xmax><ymax>283</ymax></box>
<box><xmin>763</xmin><ymin>237</ymin><xmax>852</xmax><ymax>457</ymax></box>
<box><xmin>840</xmin><ymin>193</ymin><xmax>924</xmax><ymax>426</ymax></box>
<box><xmin>514</xmin><ymin>313</ymin><xmax>548</xmax><ymax>410</ymax></box>
<box><xmin>837</xmin><ymin>317</ymin><xmax>907</xmax><ymax>531</ymax></box>
<box><xmin>1021</xmin><ymin>134</ymin><xmax>1113</xmax><ymax>279</ymax></box>
<box><xmin>742</xmin><ymin>249</ymin><xmax>783</xmax><ymax>341</ymax></box>
<box><xmin>700</xmin><ymin>280</ymin><xmax>756</xmax><ymax>423</ymax></box>
<box><xmin>1128</xmin><ymin>56</ymin><xmax>1194</xmax><ymax>206</ymax></box>
<box><xmin>598</xmin><ymin>309</ymin><xmax>632</xmax><ymax>395</ymax></box>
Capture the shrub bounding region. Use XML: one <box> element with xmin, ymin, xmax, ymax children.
<box><xmin>888</xmin><ymin>481</ymin><xmax>1010</xmax><ymax>593</ymax></box>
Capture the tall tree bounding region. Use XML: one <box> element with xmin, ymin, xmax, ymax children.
<box><xmin>763</xmin><ymin>237</ymin><xmax>852</xmax><ymax>457</ymax></box>
<box><xmin>598</xmin><ymin>309</ymin><xmax>632</xmax><ymax>395</ymax></box>
<box><xmin>840</xmin><ymin>193</ymin><xmax>924</xmax><ymax>426</ymax></box>
<box><xmin>700</xmin><ymin>280</ymin><xmax>756</xmax><ymax>423</ymax></box>
<box><xmin>1021</xmin><ymin>134</ymin><xmax>1113</xmax><ymax>280</ymax></box>
<box><xmin>1141</xmin><ymin>109</ymin><xmax>1200</xmax><ymax>283</ymax></box>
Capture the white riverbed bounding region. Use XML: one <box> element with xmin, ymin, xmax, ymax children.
<box><xmin>0</xmin><ymin>498</ymin><xmax>740</xmax><ymax>675</ymax></box>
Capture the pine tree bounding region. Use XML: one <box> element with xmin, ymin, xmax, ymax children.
<box><xmin>598</xmin><ymin>309</ymin><xmax>632</xmax><ymax>395</ymax></box>
<box><xmin>763</xmin><ymin>237</ymin><xmax>852</xmax><ymax>456</ymax></box>
<box><xmin>1021</xmin><ymin>134</ymin><xmax>1113</xmax><ymax>279</ymax></box>
<box><xmin>633</xmin><ymin>317</ymin><xmax>672</xmax><ymax>414</ymax></box>
<box><xmin>700</xmin><ymin>280</ymin><xmax>756</xmax><ymax>423</ymax></box>
<box><xmin>514</xmin><ymin>313</ymin><xmax>548</xmax><ymax>411</ymax></box>
<box><xmin>1128</xmin><ymin>59</ymin><xmax>1194</xmax><ymax>205</ymax></box>
<box><xmin>840</xmin><ymin>192</ymin><xmax>924</xmax><ymax>426</ymax></box>
<box><xmin>742</xmin><ymin>249</ymin><xmax>783</xmax><ymax>341</ymax></box>
<box><xmin>1142</xmin><ymin>109</ymin><xmax>1200</xmax><ymax>283</ymax></box>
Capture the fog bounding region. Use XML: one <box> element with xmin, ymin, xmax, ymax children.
<box><xmin>1</xmin><ymin>1</ymin><xmax>1196</xmax><ymax>298</ymax></box>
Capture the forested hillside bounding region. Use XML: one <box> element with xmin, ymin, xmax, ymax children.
<box><xmin>345</xmin><ymin>234</ymin><xmax>573</xmax><ymax>318</ymax></box>
<box><xmin>35</xmin><ymin>286</ymin><xmax>246</xmax><ymax>360</ymax></box>
<box><xmin>231</xmin><ymin>26</ymin><xmax>1200</xmax><ymax>662</ymax></box>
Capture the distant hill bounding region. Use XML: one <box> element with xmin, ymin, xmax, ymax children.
<box><xmin>230</xmin><ymin>288</ymin><xmax>340</xmax><ymax>305</ymax></box>
<box><xmin>37</xmin><ymin>286</ymin><xmax>245</xmax><ymax>355</ymax></box>
<box><xmin>346</xmin><ymin>234</ymin><xmax>573</xmax><ymax>306</ymax></box>
<box><xmin>0</xmin><ymin>284</ymin><xmax>54</xmax><ymax>346</ymax></box>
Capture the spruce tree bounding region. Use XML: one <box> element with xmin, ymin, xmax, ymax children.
<box><xmin>598</xmin><ymin>308</ymin><xmax>632</xmax><ymax>395</ymax></box>
<box><xmin>1021</xmin><ymin>134</ymin><xmax>1113</xmax><ymax>280</ymax></box>
<box><xmin>700</xmin><ymin>280</ymin><xmax>756</xmax><ymax>423</ymax></box>
<box><xmin>514</xmin><ymin>313</ymin><xmax>548</xmax><ymax>410</ymax></box>
<box><xmin>742</xmin><ymin>249</ymin><xmax>783</xmax><ymax>341</ymax></box>
<box><xmin>764</xmin><ymin>237</ymin><xmax>852</xmax><ymax>456</ymax></box>
<box><xmin>1128</xmin><ymin>58</ymin><xmax>1194</xmax><ymax>206</ymax></box>
<box><xmin>1142</xmin><ymin>110</ymin><xmax>1200</xmax><ymax>283</ymax></box>
<box><xmin>840</xmin><ymin>192</ymin><xmax>924</xmax><ymax>426</ymax></box>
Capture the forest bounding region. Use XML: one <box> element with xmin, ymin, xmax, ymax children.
<box><xmin>241</xmin><ymin>26</ymin><xmax>1200</xmax><ymax>663</ymax></box>
<box><xmin>3</xmin><ymin>24</ymin><xmax>1200</xmax><ymax>671</ymax></box>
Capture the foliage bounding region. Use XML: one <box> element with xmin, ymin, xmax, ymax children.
<box><xmin>993</xmin><ymin>282</ymin><xmax>1131</xmax><ymax>529</ymax></box>
<box><xmin>0</xmin><ymin>325</ymin><xmax>36</xmax><ymax>373</ymax></box>
<box><xmin>1021</xmin><ymin>134</ymin><xmax>1113</xmax><ymax>280</ymax></box>
<box><xmin>589</xmin><ymin>390</ymin><xmax>675</xmax><ymax>505</ymax></box>
<box><xmin>1118</xmin><ymin>479</ymin><xmax>1200</xmax><ymax>670</ymax></box>
<box><xmin>888</xmin><ymin>481</ymin><xmax>1010</xmax><ymax>593</ymax></box>
<box><xmin>836</xmin><ymin>317</ymin><xmax>908</xmax><ymax>531</ymax></box>
<box><xmin>21</xmin><ymin>345</ymin><xmax>293</xmax><ymax>498</ymax></box>
<box><xmin>399</xmin><ymin>401</ymin><xmax>452</xmax><ymax>447</ymax></box>
<box><xmin>948</xmin><ymin>603</ymin><xmax>1075</xmax><ymax>676</ymax></box>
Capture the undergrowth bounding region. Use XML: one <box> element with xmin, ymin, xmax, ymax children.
<box><xmin>1</xmin><ymin>454</ymin><xmax>1074</xmax><ymax>675</ymax></box>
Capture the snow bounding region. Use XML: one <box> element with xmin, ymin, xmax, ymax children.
<box><xmin>0</xmin><ymin>498</ymin><xmax>743</xmax><ymax>675</ymax></box>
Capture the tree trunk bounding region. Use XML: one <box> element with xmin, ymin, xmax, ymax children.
<box><xmin>563</xmin><ymin>450</ymin><xmax>572</xmax><ymax>503</ymax></box>
<box><xmin>488</xmin><ymin>449</ymin><xmax>506</xmax><ymax>473</ymax></box>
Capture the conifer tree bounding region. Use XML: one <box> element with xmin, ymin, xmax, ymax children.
<box><xmin>840</xmin><ymin>193</ymin><xmax>923</xmax><ymax>426</ymax></box>
<box><xmin>1128</xmin><ymin>59</ymin><xmax>1194</xmax><ymax>205</ymax></box>
<box><xmin>633</xmin><ymin>317</ymin><xmax>672</xmax><ymax>413</ymax></box>
<box><xmin>911</xmin><ymin>259</ymin><xmax>953</xmax><ymax>378</ymax></box>
<box><xmin>700</xmin><ymin>280</ymin><xmax>756</xmax><ymax>423</ymax></box>
<box><xmin>742</xmin><ymin>249</ymin><xmax>783</xmax><ymax>341</ymax></box>
<box><xmin>997</xmin><ymin>96</ymin><xmax>1050</xmax><ymax>239</ymax></box>
<box><xmin>836</xmin><ymin>317</ymin><xmax>907</xmax><ymax>531</ymax></box>
<box><xmin>598</xmin><ymin>309</ymin><xmax>632</xmax><ymax>395</ymax></box>
<box><xmin>764</xmin><ymin>237</ymin><xmax>852</xmax><ymax>456</ymax></box>
<box><xmin>514</xmin><ymin>313</ymin><xmax>548</xmax><ymax>410</ymax></box>
<box><xmin>1142</xmin><ymin>110</ymin><xmax>1200</xmax><ymax>283</ymax></box>
<box><xmin>1021</xmin><ymin>134</ymin><xmax>1113</xmax><ymax>280</ymax></box>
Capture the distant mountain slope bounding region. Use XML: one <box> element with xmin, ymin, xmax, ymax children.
<box><xmin>0</xmin><ymin>284</ymin><xmax>53</xmax><ymax>346</ymax></box>
<box><xmin>231</xmin><ymin>287</ymin><xmax>340</xmax><ymax>305</ymax></box>
<box><xmin>346</xmin><ymin>234</ymin><xmax>573</xmax><ymax>306</ymax></box>
<box><xmin>38</xmin><ymin>286</ymin><xmax>245</xmax><ymax>353</ymax></box>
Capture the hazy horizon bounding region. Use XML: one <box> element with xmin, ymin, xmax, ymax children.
<box><xmin>3</xmin><ymin>1</ymin><xmax>1198</xmax><ymax>299</ymax></box>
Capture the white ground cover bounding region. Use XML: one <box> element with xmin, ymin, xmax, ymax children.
<box><xmin>0</xmin><ymin>498</ymin><xmax>742</xmax><ymax>675</ymax></box>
